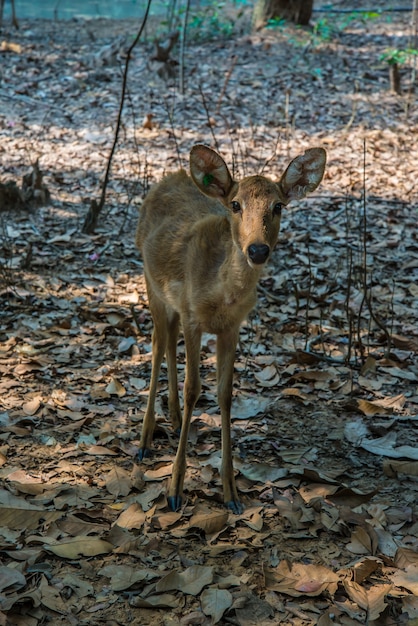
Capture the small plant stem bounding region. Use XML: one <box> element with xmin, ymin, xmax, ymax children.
<box><xmin>359</xmin><ymin>140</ymin><xmax>392</xmax><ymax>357</ymax></box>
<box><xmin>304</xmin><ymin>240</ymin><xmax>312</xmax><ymax>351</ymax></box>
<box><xmin>215</xmin><ymin>55</ymin><xmax>237</xmax><ymax>116</ymax></box>
<box><xmin>179</xmin><ymin>0</ymin><xmax>191</xmax><ymax>95</ymax></box>
<box><xmin>81</xmin><ymin>0</ymin><xmax>152</xmax><ymax>234</ymax></box>
<box><xmin>410</xmin><ymin>0</ymin><xmax>418</xmax><ymax>100</ymax></box>
<box><xmin>344</xmin><ymin>197</ymin><xmax>354</xmax><ymax>364</ymax></box>
<box><xmin>199</xmin><ymin>85</ymin><xmax>220</xmax><ymax>153</ymax></box>
<box><xmin>164</xmin><ymin>96</ymin><xmax>182</xmax><ymax>168</ymax></box>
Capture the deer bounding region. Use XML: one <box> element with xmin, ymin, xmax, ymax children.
<box><xmin>136</xmin><ymin>144</ymin><xmax>326</xmax><ymax>514</ymax></box>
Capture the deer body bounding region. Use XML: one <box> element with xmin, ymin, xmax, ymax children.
<box><xmin>138</xmin><ymin>171</ymin><xmax>259</xmax><ymax>334</ymax></box>
<box><xmin>136</xmin><ymin>145</ymin><xmax>326</xmax><ymax>513</ymax></box>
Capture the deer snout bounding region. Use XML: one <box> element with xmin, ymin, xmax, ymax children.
<box><xmin>248</xmin><ymin>243</ymin><xmax>270</xmax><ymax>265</ymax></box>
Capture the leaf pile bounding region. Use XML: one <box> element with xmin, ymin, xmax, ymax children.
<box><xmin>0</xmin><ymin>1</ymin><xmax>418</xmax><ymax>624</ymax></box>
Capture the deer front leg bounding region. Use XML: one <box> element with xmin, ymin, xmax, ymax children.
<box><xmin>139</xmin><ymin>294</ymin><xmax>168</xmax><ymax>460</ymax></box>
<box><xmin>168</xmin><ymin>324</ymin><xmax>202</xmax><ymax>511</ymax></box>
<box><xmin>165</xmin><ymin>312</ymin><xmax>182</xmax><ymax>434</ymax></box>
<box><xmin>217</xmin><ymin>328</ymin><xmax>243</xmax><ymax>514</ymax></box>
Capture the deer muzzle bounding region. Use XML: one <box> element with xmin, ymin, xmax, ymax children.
<box><xmin>248</xmin><ymin>243</ymin><xmax>270</xmax><ymax>265</ymax></box>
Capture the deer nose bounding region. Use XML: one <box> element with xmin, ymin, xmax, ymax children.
<box><xmin>248</xmin><ymin>243</ymin><xmax>270</xmax><ymax>265</ymax></box>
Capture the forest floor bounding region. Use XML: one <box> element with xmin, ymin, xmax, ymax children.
<box><xmin>0</xmin><ymin>1</ymin><xmax>418</xmax><ymax>624</ymax></box>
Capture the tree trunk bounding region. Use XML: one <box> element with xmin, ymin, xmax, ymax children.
<box><xmin>389</xmin><ymin>63</ymin><xmax>402</xmax><ymax>95</ymax></box>
<box><xmin>253</xmin><ymin>0</ymin><xmax>313</xmax><ymax>30</ymax></box>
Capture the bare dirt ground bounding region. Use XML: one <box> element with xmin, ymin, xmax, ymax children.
<box><xmin>0</xmin><ymin>1</ymin><xmax>418</xmax><ymax>624</ymax></box>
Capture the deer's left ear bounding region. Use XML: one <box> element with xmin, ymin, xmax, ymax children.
<box><xmin>279</xmin><ymin>148</ymin><xmax>326</xmax><ymax>201</ymax></box>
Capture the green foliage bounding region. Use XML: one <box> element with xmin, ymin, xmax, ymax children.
<box><xmin>188</xmin><ymin>3</ymin><xmax>235</xmax><ymax>40</ymax></box>
<box><xmin>266</xmin><ymin>16</ymin><xmax>286</xmax><ymax>29</ymax></box>
<box><xmin>337</xmin><ymin>10</ymin><xmax>380</xmax><ymax>30</ymax></box>
<box><xmin>266</xmin><ymin>9</ymin><xmax>381</xmax><ymax>49</ymax></box>
<box><xmin>312</xmin><ymin>18</ymin><xmax>333</xmax><ymax>43</ymax></box>
<box><xmin>160</xmin><ymin>0</ymin><xmax>239</xmax><ymax>42</ymax></box>
<box><xmin>380</xmin><ymin>48</ymin><xmax>418</xmax><ymax>66</ymax></box>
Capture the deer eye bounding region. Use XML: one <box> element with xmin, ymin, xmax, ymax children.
<box><xmin>231</xmin><ymin>200</ymin><xmax>241</xmax><ymax>213</ymax></box>
<box><xmin>273</xmin><ymin>202</ymin><xmax>283</xmax><ymax>216</ymax></box>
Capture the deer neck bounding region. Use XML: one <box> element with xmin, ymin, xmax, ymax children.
<box><xmin>220</xmin><ymin>239</ymin><xmax>262</xmax><ymax>301</ymax></box>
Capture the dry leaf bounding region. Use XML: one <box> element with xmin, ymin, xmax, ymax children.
<box><xmin>22</xmin><ymin>396</ymin><xmax>42</xmax><ymax>415</ymax></box>
<box><xmin>0</xmin><ymin>567</ymin><xmax>26</xmax><ymax>593</ymax></box>
<box><xmin>343</xmin><ymin>581</ymin><xmax>392</xmax><ymax>621</ymax></box>
<box><xmin>265</xmin><ymin>561</ymin><xmax>339</xmax><ymax>597</ymax></box>
<box><xmin>116</xmin><ymin>503</ymin><xmax>146</xmax><ymax>529</ymax></box>
<box><xmin>98</xmin><ymin>564</ymin><xmax>155</xmax><ymax>591</ymax></box>
<box><xmin>390</xmin><ymin>565</ymin><xmax>418</xmax><ymax>595</ymax></box>
<box><xmin>130</xmin><ymin>593</ymin><xmax>180</xmax><ymax>608</ymax></box>
<box><xmin>346</xmin><ymin>526</ymin><xmax>378</xmax><ymax>555</ymax></box>
<box><xmin>201</xmin><ymin>587</ymin><xmax>233</xmax><ymax>623</ymax></box>
<box><xmin>383</xmin><ymin>459</ymin><xmax>418</xmax><ymax>477</ymax></box>
<box><xmin>45</xmin><ymin>537</ymin><xmax>113</xmax><ymax>559</ymax></box>
<box><xmin>189</xmin><ymin>507</ymin><xmax>229</xmax><ymax>534</ymax></box>
<box><xmin>358</xmin><ymin>393</ymin><xmax>406</xmax><ymax>416</ymax></box>
<box><xmin>105</xmin><ymin>466</ymin><xmax>132</xmax><ymax>497</ymax></box>
<box><xmin>156</xmin><ymin>565</ymin><xmax>214</xmax><ymax>596</ymax></box>
<box><xmin>105</xmin><ymin>378</ymin><xmax>126</xmax><ymax>397</ymax></box>
<box><xmin>359</xmin><ymin>432</ymin><xmax>418</xmax><ymax>460</ymax></box>
<box><xmin>395</xmin><ymin>548</ymin><xmax>418</xmax><ymax>569</ymax></box>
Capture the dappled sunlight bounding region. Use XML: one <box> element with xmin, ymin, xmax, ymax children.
<box><xmin>0</xmin><ymin>2</ymin><xmax>418</xmax><ymax>624</ymax></box>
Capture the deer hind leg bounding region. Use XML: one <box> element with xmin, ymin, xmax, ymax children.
<box><xmin>166</xmin><ymin>311</ymin><xmax>182</xmax><ymax>434</ymax></box>
<box><xmin>139</xmin><ymin>289</ymin><xmax>169</xmax><ymax>460</ymax></box>
<box><xmin>217</xmin><ymin>328</ymin><xmax>243</xmax><ymax>514</ymax></box>
<box><xmin>168</xmin><ymin>323</ymin><xmax>202</xmax><ymax>511</ymax></box>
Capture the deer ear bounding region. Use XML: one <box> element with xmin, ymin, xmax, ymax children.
<box><xmin>279</xmin><ymin>148</ymin><xmax>326</xmax><ymax>201</ymax></box>
<box><xmin>190</xmin><ymin>145</ymin><xmax>234</xmax><ymax>198</ymax></box>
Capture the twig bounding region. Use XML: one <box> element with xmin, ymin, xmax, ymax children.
<box><xmin>215</xmin><ymin>55</ymin><xmax>237</xmax><ymax>116</ymax></box>
<box><xmin>343</xmin><ymin>81</ymin><xmax>359</xmax><ymax>132</ymax></box>
<box><xmin>304</xmin><ymin>240</ymin><xmax>312</xmax><ymax>351</ymax></box>
<box><xmin>199</xmin><ymin>85</ymin><xmax>220</xmax><ymax>153</ymax></box>
<box><xmin>221</xmin><ymin>115</ymin><xmax>239</xmax><ymax>179</ymax></box>
<box><xmin>312</xmin><ymin>7</ymin><xmax>413</xmax><ymax>12</ymax></box>
<box><xmin>130</xmin><ymin>303</ymin><xmax>143</xmax><ymax>334</ymax></box>
<box><xmin>259</xmin><ymin>135</ymin><xmax>281</xmax><ymax>175</ymax></box>
<box><xmin>179</xmin><ymin>0</ymin><xmax>191</xmax><ymax>95</ymax></box>
<box><xmin>408</xmin><ymin>0</ymin><xmax>418</xmax><ymax>110</ymax></box>
<box><xmin>81</xmin><ymin>0</ymin><xmax>152</xmax><ymax>234</ymax></box>
<box><xmin>358</xmin><ymin>140</ymin><xmax>392</xmax><ymax>357</ymax></box>
<box><xmin>344</xmin><ymin>198</ymin><xmax>354</xmax><ymax>364</ymax></box>
<box><xmin>163</xmin><ymin>96</ymin><xmax>182</xmax><ymax>168</ymax></box>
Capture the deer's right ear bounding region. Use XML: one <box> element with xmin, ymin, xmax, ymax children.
<box><xmin>190</xmin><ymin>145</ymin><xmax>234</xmax><ymax>198</ymax></box>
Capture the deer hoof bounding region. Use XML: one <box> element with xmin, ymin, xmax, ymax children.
<box><xmin>167</xmin><ymin>495</ymin><xmax>182</xmax><ymax>512</ymax></box>
<box><xmin>138</xmin><ymin>447</ymin><xmax>152</xmax><ymax>461</ymax></box>
<box><xmin>226</xmin><ymin>499</ymin><xmax>244</xmax><ymax>515</ymax></box>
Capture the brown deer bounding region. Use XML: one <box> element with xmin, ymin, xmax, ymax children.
<box><xmin>136</xmin><ymin>144</ymin><xmax>326</xmax><ymax>513</ymax></box>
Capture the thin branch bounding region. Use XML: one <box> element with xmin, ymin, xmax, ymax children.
<box><xmin>215</xmin><ymin>54</ymin><xmax>237</xmax><ymax>116</ymax></box>
<box><xmin>312</xmin><ymin>7</ymin><xmax>413</xmax><ymax>13</ymax></box>
<box><xmin>359</xmin><ymin>140</ymin><xmax>392</xmax><ymax>356</ymax></box>
<box><xmin>81</xmin><ymin>0</ymin><xmax>153</xmax><ymax>234</ymax></box>
<box><xmin>179</xmin><ymin>0</ymin><xmax>191</xmax><ymax>95</ymax></box>
<box><xmin>164</xmin><ymin>96</ymin><xmax>182</xmax><ymax>168</ymax></box>
<box><xmin>199</xmin><ymin>85</ymin><xmax>220</xmax><ymax>153</ymax></box>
